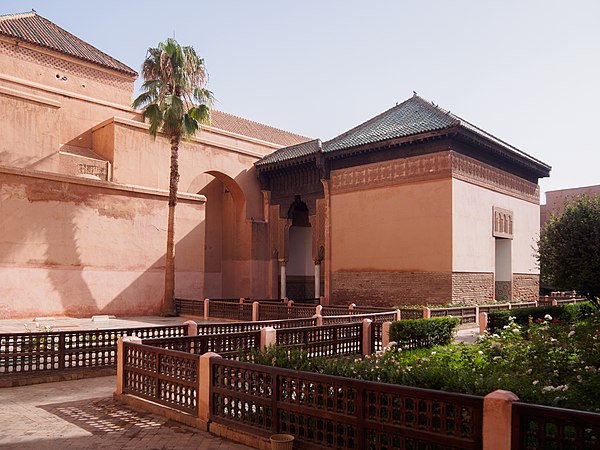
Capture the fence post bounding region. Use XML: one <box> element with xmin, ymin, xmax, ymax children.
<box><xmin>316</xmin><ymin>314</ymin><xmax>323</xmax><ymax>327</ymax></box>
<box><xmin>507</xmin><ymin>302</ymin><xmax>512</xmax><ymax>310</ymax></box>
<box><xmin>362</xmin><ymin>319</ymin><xmax>373</xmax><ymax>356</ymax></box>
<box><xmin>394</xmin><ymin>309</ymin><xmax>401</xmax><ymax>321</ymax></box>
<box><xmin>239</xmin><ymin>297</ymin><xmax>244</xmax><ymax>305</ymax></box>
<box><xmin>475</xmin><ymin>306</ymin><xmax>480</xmax><ymax>325</ymax></box>
<box><xmin>382</xmin><ymin>321</ymin><xmax>392</xmax><ymax>348</ymax></box>
<box><xmin>116</xmin><ymin>335</ymin><xmax>142</xmax><ymax>395</ymax></box>
<box><xmin>252</xmin><ymin>301</ymin><xmax>260</xmax><ymax>321</ymax></box>
<box><xmin>204</xmin><ymin>298</ymin><xmax>210</xmax><ymax>320</ymax></box>
<box><xmin>287</xmin><ymin>300</ymin><xmax>294</xmax><ymax>308</ymax></box>
<box><xmin>260</xmin><ymin>326</ymin><xmax>277</xmax><ymax>350</ymax></box>
<box><xmin>483</xmin><ymin>390</ymin><xmax>519</xmax><ymax>450</ymax></box>
<box><xmin>349</xmin><ymin>303</ymin><xmax>356</xmax><ymax>311</ymax></box>
<box><xmin>479</xmin><ymin>312</ymin><xmax>488</xmax><ymax>335</ymax></box>
<box><xmin>315</xmin><ymin>305</ymin><xmax>323</xmax><ymax>316</ymax></box>
<box><xmin>184</xmin><ymin>320</ymin><xmax>198</xmax><ymax>337</ymax></box>
<box><xmin>552</xmin><ymin>299</ymin><xmax>558</xmax><ymax>307</ymax></box>
<box><xmin>423</xmin><ymin>307</ymin><xmax>431</xmax><ymax>319</ymax></box>
<box><xmin>199</xmin><ymin>352</ymin><xmax>221</xmax><ymax>424</ymax></box>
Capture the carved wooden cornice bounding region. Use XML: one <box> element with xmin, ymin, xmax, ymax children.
<box><xmin>330</xmin><ymin>151</ymin><xmax>540</xmax><ymax>204</ymax></box>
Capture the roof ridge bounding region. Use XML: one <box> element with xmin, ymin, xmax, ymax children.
<box><xmin>0</xmin><ymin>11</ymin><xmax>36</xmax><ymax>20</ymax></box>
<box><xmin>212</xmin><ymin>109</ymin><xmax>310</xmax><ymax>140</ymax></box>
<box><xmin>325</xmin><ymin>98</ymin><xmax>412</xmax><ymax>147</ymax></box>
<box><xmin>410</xmin><ymin>94</ymin><xmax>461</xmax><ymax>125</ymax></box>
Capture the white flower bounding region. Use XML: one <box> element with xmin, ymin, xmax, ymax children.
<box><xmin>568</xmin><ymin>331</ymin><xmax>575</xmax><ymax>338</ymax></box>
<box><xmin>544</xmin><ymin>314</ymin><xmax>553</xmax><ymax>321</ymax></box>
<box><xmin>533</xmin><ymin>380</ymin><xmax>539</xmax><ymax>385</ymax></box>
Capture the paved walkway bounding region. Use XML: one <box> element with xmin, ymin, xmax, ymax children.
<box><xmin>0</xmin><ymin>316</ymin><xmax>193</xmax><ymax>333</ymax></box>
<box><xmin>0</xmin><ymin>376</ymin><xmax>252</xmax><ymax>450</ymax></box>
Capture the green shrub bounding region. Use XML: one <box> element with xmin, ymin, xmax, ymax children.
<box><xmin>389</xmin><ymin>317</ymin><xmax>460</xmax><ymax>349</ymax></box>
<box><xmin>487</xmin><ymin>303</ymin><xmax>595</xmax><ymax>333</ymax></box>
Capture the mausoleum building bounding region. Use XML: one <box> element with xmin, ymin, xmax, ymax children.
<box><xmin>0</xmin><ymin>11</ymin><xmax>550</xmax><ymax>318</ymax></box>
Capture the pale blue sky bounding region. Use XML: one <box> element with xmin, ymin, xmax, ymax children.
<box><xmin>3</xmin><ymin>1</ymin><xmax>599</xmax><ymax>197</ymax></box>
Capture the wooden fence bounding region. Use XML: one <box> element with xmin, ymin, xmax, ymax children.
<box><xmin>512</xmin><ymin>401</ymin><xmax>600</xmax><ymax>449</ymax></box>
<box><xmin>0</xmin><ymin>324</ymin><xmax>186</xmax><ymax>383</ymax></box>
<box><xmin>211</xmin><ymin>358</ymin><xmax>484</xmax><ymax>449</ymax></box>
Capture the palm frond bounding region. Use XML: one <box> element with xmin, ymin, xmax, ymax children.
<box><xmin>136</xmin><ymin>37</ymin><xmax>213</xmax><ymax>140</ymax></box>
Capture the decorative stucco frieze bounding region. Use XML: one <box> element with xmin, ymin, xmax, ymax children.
<box><xmin>331</xmin><ymin>152</ymin><xmax>452</xmax><ymax>194</ymax></box>
<box><xmin>451</xmin><ymin>152</ymin><xmax>540</xmax><ymax>204</ymax></box>
<box><xmin>330</xmin><ymin>151</ymin><xmax>540</xmax><ymax>204</ymax></box>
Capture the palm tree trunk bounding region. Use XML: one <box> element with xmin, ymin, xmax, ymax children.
<box><xmin>162</xmin><ymin>135</ymin><xmax>180</xmax><ymax>315</ymax></box>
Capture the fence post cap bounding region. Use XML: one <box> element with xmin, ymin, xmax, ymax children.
<box><xmin>485</xmin><ymin>389</ymin><xmax>519</xmax><ymax>401</ymax></box>
<box><xmin>122</xmin><ymin>335</ymin><xmax>142</xmax><ymax>343</ymax></box>
<box><xmin>183</xmin><ymin>320</ymin><xmax>197</xmax><ymax>325</ymax></box>
<box><xmin>200</xmin><ymin>351</ymin><xmax>222</xmax><ymax>360</ymax></box>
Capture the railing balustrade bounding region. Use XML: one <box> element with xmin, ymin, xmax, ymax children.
<box><xmin>275</xmin><ymin>323</ymin><xmax>363</xmax><ymax>357</ymax></box>
<box><xmin>512</xmin><ymin>401</ymin><xmax>600</xmax><ymax>449</ymax></box>
<box><xmin>210</xmin><ymin>358</ymin><xmax>484</xmax><ymax>449</ymax></box>
<box><xmin>122</xmin><ymin>341</ymin><xmax>198</xmax><ymax>415</ymax></box>
<box><xmin>0</xmin><ymin>325</ymin><xmax>187</xmax><ymax>378</ymax></box>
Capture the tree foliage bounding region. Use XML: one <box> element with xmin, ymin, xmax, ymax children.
<box><xmin>133</xmin><ymin>38</ymin><xmax>213</xmax><ymax>144</ymax></box>
<box><xmin>538</xmin><ymin>195</ymin><xmax>600</xmax><ymax>308</ymax></box>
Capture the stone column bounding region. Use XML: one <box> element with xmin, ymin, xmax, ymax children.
<box><xmin>314</xmin><ymin>260</ymin><xmax>321</xmax><ymax>298</ymax></box>
<box><xmin>279</xmin><ymin>259</ymin><xmax>287</xmax><ymax>299</ymax></box>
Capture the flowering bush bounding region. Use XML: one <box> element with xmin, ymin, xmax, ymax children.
<box><xmin>246</xmin><ymin>312</ymin><xmax>600</xmax><ymax>412</ymax></box>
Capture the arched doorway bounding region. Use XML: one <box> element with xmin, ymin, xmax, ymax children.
<box><xmin>194</xmin><ymin>171</ymin><xmax>246</xmax><ymax>298</ymax></box>
<box><xmin>285</xmin><ymin>196</ymin><xmax>314</xmax><ymax>299</ymax></box>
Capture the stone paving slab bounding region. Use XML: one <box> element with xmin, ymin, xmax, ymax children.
<box><xmin>0</xmin><ymin>316</ymin><xmax>201</xmax><ymax>334</ymax></box>
<box><xmin>0</xmin><ymin>376</ymin><xmax>253</xmax><ymax>450</ymax></box>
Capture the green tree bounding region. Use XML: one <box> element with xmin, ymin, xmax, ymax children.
<box><xmin>133</xmin><ymin>38</ymin><xmax>212</xmax><ymax>314</ymax></box>
<box><xmin>538</xmin><ymin>195</ymin><xmax>600</xmax><ymax>308</ymax></box>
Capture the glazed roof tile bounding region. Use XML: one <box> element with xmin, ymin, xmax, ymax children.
<box><xmin>0</xmin><ymin>11</ymin><xmax>137</xmax><ymax>76</ymax></box>
<box><xmin>255</xmin><ymin>139</ymin><xmax>321</xmax><ymax>167</ymax></box>
<box><xmin>256</xmin><ymin>94</ymin><xmax>550</xmax><ymax>173</ymax></box>
<box><xmin>210</xmin><ymin>110</ymin><xmax>311</xmax><ymax>147</ymax></box>
<box><xmin>325</xmin><ymin>95</ymin><xmax>458</xmax><ymax>152</ymax></box>
<box><xmin>324</xmin><ymin>95</ymin><xmax>549</xmax><ymax>170</ymax></box>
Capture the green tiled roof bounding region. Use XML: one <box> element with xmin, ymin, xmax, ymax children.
<box><xmin>325</xmin><ymin>95</ymin><xmax>458</xmax><ymax>152</ymax></box>
<box><xmin>0</xmin><ymin>11</ymin><xmax>137</xmax><ymax>76</ymax></box>
<box><xmin>256</xmin><ymin>94</ymin><xmax>550</xmax><ymax>175</ymax></box>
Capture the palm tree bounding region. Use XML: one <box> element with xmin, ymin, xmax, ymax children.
<box><xmin>133</xmin><ymin>38</ymin><xmax>212</xmax><ymax>315</ymax></box>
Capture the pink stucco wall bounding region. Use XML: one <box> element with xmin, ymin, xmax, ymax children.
<box><xmin>0</xmin><ymin>168</ymin><xmax>205</xmax><ymax>319</ymax></box>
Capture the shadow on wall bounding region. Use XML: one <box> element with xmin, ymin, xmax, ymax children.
<box><xmin>100</xmin><ymin>217</ymin><xmax>205</xmax><ymax>316</ymax></box>
<box><xmin>0</xmin><ymin>172</ymin><xmax>207</xmax><ymax>318</ymax></box>
<box><xmin>0</xmin><ymin>174</ymin><xmax>97</xmax><ymax>317</ymax></box>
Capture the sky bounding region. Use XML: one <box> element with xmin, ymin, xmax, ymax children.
<box><xmin>2</xmin><ymin>1</ymin><xmax>599</xmax><ymax>198</ymax></box>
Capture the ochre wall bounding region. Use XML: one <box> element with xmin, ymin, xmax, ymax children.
<box><xmin>329</xmin><ymin>170</ymin><xmax>452</xmax><ymax>305</ymax></box>
<box><xmin>0</xmin><ymin>169</ymin><xmax>205</xmax><ymax>319</ymax></box>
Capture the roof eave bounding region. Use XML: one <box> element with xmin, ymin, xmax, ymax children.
<box><xmin>255</xmin><ymin>154</ymin><xmax>318</xmax><ymax>172</ymax></box>
<box><xmin>455</xmin><ymin>128</ymin><xmax>551</xmax><ymax>179</ymax></box>
<box><xmin>323</xmin><ymin>127</ymin><xmax>456</xmax><ymax>160</ymax></box>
